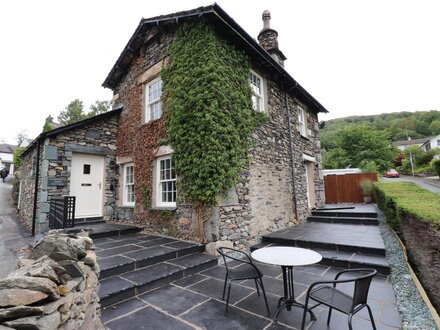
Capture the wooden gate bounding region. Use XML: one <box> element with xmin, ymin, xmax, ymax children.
<box><xmin>324</xmin><ymin>173</ymin><xmax>378</xmax><ymax>204</ymax></box>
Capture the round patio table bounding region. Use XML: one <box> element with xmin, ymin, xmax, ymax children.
<box><xmin>251</xmin><ymin>246</ymin><xmax>322</xmax><ymax>324</ymax></box>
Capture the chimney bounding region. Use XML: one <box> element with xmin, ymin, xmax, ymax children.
<box><xmin>257</xmin><ymin>10</ymin><xmax>286</xmax><ymax>67</ymax></box>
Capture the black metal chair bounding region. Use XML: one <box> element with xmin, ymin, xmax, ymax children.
<box><xmin>300</xmin><ymin>268</ymin><xmax>377</xmax><ymax>330</ymax></box>
<box><xmin>216</xmin><ymin>247</ymin><xmax>270</xmax><ymax>316</ymax></box>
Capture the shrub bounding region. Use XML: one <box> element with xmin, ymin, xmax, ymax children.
<box><xmin>359</xmin><ymin>179</ymin><xmax>374</xmax><ymax>197</ymax></box>
<box><xmin>432</xmin><ymin>159</ymin><xmax>440</xmax><ymax>177</ymax></box>
<box><xmin>374</xmin><ymin>182</ymin><xmax>440</xmax><ymax>232</ymax></box>
<box><xmin>359</xmin><ymin>160</ymin><xmax>377</xmax><ymax>174</ymax></box>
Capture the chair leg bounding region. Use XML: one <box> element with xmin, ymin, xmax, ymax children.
<box><xmin>365</xmin><ymin>304</ymin><xmax>377</xmax><ymax>330</ymax></box>
<box><xmin>300</xmin><ymin>295</ymin><xmax>311</xmax><ymax>330</ymax></box>
<box><xmin>348</xmin><ymin>313</ymin><xmax>354</xmax><ymax>330</ymax></box>
<box><xmin>258</xmin><ymin>278</ymin><xmax>270</xmax><ymax>316</ymax></box>
<box><xmin>222</xmin><ymin>274</ymin><xmax>227</xmax><ymax>300</ymax></box>
<box><xmin>254</xmin><ymin>279</ymin><xmax>260</xmax><ymax>296</ymax></box>
<box><xmin>327</xmin><ymin>307</ymin><xmax>333</xmax><ymax>325</ymax></box>
<box><xmin>225</xmin><ymin>279</ymin><xmax>232</xmax><ymax>315</ymax></box>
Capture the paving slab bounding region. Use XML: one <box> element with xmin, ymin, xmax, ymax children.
<box><xmin>181</xmin><ymin>298</ymin><xmax>270</xmax><ymax>330</ymax></box>
<box><xmin>138</xmin><ymin>284</ymin><xmax>209</xmax><ymax>316</ymax></box>
<box><xmin>106</xmin><ymin>305</ymin><xmax>195</xmax><ymax>330</ymax></box>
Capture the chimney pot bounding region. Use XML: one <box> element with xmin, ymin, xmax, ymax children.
<box><xmin>257</xmin><ymin>10</ymin><xmax>287</xmax><ymax>67</ymax></box>
<box><xmin>262</xmin><ymin>10</ymin><xmax>271</xmax><ymax>29</ymax></box>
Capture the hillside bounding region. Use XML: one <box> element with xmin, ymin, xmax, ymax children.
<box><xmin>320</xmin><ymin>110</ymin><xmax>440</xmax><ymax>151</ymax></box>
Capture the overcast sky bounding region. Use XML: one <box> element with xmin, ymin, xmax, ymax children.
<box><xmin>1</xmin><ymin>0</ymin><xmax>439</xmax><ymax>145</ymax></box>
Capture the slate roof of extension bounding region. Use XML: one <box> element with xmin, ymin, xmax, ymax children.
<box><xmin>102</xmin><ymin>3</ymin><xmax>329</xmax><ymax>114</ymax></box>
<box><xmin>0</xmin><ymin>143</ymin><xmax>17</xmax><ymax>154</ymax></box>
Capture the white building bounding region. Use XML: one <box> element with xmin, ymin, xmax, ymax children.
<box><xmin>0</xmin><ymin>144</ymin><xmax>17</xmax><ymax>175</ymax></box>
<box><xmin>393</xmin><ymin>137</ymin><xmax>431</xmax><ymax>151</ymax></box>
<box><xmin>420</xmin><ymin>134</ymin><xmax>440</xmax><ymax>152</ymax></box>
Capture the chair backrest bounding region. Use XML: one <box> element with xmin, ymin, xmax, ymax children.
<box><xmin>351</xmin><ymin>269</ymin><xmax>377</xmax><ymax>307</ymax></box>
<box><xmin>216</xmin><ymin>247</ymin><xmax>253</xmax><ymax>273</ymax></box>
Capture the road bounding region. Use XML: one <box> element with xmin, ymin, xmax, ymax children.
<box><xmin>0</xmin><ymin>176</ymin><xmax>33</xmax><ymax>278</ymax></box>
<box><xmin>381</xmin><ymin>175</ymin><xmax>440</xmax><ymax>194</ymax></box>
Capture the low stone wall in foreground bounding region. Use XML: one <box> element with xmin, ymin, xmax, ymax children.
<box><xmin>0</xmin><ymin>231</ymin><xmax>103</xmax><ymax>330</ymax></box>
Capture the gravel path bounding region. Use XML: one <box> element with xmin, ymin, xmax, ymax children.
<box><xmin>376</xmin><ymin>207</ymin><xmax>438</xmax><ymax>330</ymax></box>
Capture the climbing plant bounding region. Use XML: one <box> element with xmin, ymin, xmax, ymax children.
<box><xmin>162</xmin><ymin>21</ymin><xmax>265</xmax><ymax>205</ymax></box>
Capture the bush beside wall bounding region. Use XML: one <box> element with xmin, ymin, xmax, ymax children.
<box><xmin>374</xmin><ymin>182</ymin><xmax>440</xmax><ymax>312</ymax></box>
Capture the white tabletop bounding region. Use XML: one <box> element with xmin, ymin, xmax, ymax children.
<box><xmin>251</xmin><ymin>246</ymin><xmax>322</xmax><ymax>267</ymax></box>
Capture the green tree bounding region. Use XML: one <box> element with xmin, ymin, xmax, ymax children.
<box><xmin>58</xmin><ymin>99</ymin><xmax>86</xmax><ymax>124</ymax></box>
<box><xmin>429</xmin><ymin>120</ymin><xmax>440</xmax><ymax>135</ymax></box>
<box><xmin>88</xmin><ymin>100</ymin><xmax>111</xmax><ymax>117</ymax></box>
<box><xmin>323</xmin><ymin>124</ymin><xmax>395</xmax><ymax>171</ymax></box>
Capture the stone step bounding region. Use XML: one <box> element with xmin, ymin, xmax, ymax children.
<box><xmin>261</xmin><ymin>222</ymin><xmax>386</xmax><ymax>256</ymax></box>
<box><xmin>312</xmin><ymin>210</ymin><xmax>378</xmax><ymax>218</ymax></box>
<box><xmin>250</xmin><ymin>242</ymin><xmax>390</xmax><ymax>275</ymax></box>
<box><xmin>74</xmin><ymin>217</ymin><xmax>106</xmax><ymax>226</ymax></box>
<box><xmin>307</xmin><ymin>215</ymin><xmax>379</xmax><ymax>226</ymax></box>
<box><xmin>96</xmin><ymin>236</ymin><xmax>205</xmax><ymax>279</ymax></box>
<box><xmin>99</xmin><ymin>253</ymin><xmax>217</xmax><ymax>307</ymax></box>
<box><xmin>74</xmin><ymin>223</ymin><xmax>143</xmax><ymax>239</ymax></box>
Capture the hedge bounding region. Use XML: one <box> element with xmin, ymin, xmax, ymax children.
<box><xmin>374</xmin><ymin>181</ymin><xmax>440</xmax><ymax>232</ymax></box>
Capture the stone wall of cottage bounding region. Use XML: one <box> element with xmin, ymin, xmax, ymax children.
<box><xmin>215</xmin><ymin>79</ymin><xmax>325</xmax><ymax>249</ymax></box>
<box><xmin>112</xmin><ymin>26</ymin><xmax>174</xmax><ymax>226</ymax></box>
<box><xmin>18</xmin><ymin>143</ymin><xmax>44</xmax><ymax>231</ymax></box>
<box><xmin>18</xmin><ymin>114</ymin><xmax>119</xmax><ymax>233</ymax></box>
<box><xmin>0</xmin><ymin>231</ymin><xmax>103</xmax><ymax>329</ymax></box>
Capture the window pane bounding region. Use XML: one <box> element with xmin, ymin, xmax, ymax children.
<box><xmin>83</xmin><ymin>164</ymin><xmax>91</xmax><ymax>175</ymax></box>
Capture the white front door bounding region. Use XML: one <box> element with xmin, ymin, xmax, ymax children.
<box><xmin>70</xmin><ymin>153</ymin><xmax>104</xmax><ymax>218</ymax></box>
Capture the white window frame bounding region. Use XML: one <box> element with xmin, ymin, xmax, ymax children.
<box><xmin>144</xmin><ymin>77</ymin><xmax>162</xmax><ymax>123</ymax></box>
<box><xmin>298</xmin><ymin>106</ymin><xmax>307</xmax><ymax>137</ymax></box>
<box><xmin>249</xmin><ymin>70</ymin><xmax>265</xmax><ymax>112</ymax></box>
<box><xmin>123</xmin><ymin>163</ymin><xmax>135</xmax><ymax>207</ymax></box>
<box><xmin>156</xmin><ymin>156</ymin><xmax>177</xmax><ymax>208</ymax></box>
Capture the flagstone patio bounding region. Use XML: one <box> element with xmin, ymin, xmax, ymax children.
<box><xmin>102</xmin><ymin>261</ymin><xmax>401</xmax><ymax>330</ymax></box>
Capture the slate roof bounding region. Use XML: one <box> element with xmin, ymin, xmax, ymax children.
<box><xmin>0</xmin><ymin>143</ymin><xmax>17</xmax><ymax>154</ymax></box>
<box><xmin>393</xmin><ymin>137</ymin><xmax>431</xmax><ymax>147</ymax></box>
<box><xmin>102</xmin><ymin>4</ymin><xmax>328</xmax><ymax>114</ymax></box>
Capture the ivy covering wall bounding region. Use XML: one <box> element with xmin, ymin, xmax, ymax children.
<box><xmin>162</xmin><ymin>21</ymin><xmax>265</xmax><ymax>205</ymax></box>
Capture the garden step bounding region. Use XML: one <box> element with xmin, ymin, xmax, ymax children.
<box><xmin>99</xmin><ymin>253</ymin><xmax>217</xmax><ymax>307</ymax></box>
<box><xmin>307</xmin><ymin>215</ymin><xmax>379</xmax><ymax>225</ymax></box>
<box><xmin>312</xmin><ymin>210</ymin><xmax>378</xmax><ymax>218</ymax></box>
<box><xmin>261</xmin><ymin>222</ymin><xmax>385</xmax><ymax>255</ymax></box>
<box><xmin>98</xmin><ymin>241</ymin><xmax>205</xmax><ymax>279</ymax></box>
<box><xmin>74</xmin><ymin>216</ymin><xmax>106</xmax><ymax>226</ymax></box>
<box><xmin>74</xmin><ymin>222</ymin><xmax>143</xmax><ymax>239</ymax></box>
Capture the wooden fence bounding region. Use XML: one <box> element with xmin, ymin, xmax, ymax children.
<box><xmin>324</xmin><ymin>173</ymin><xmax>378</xmax><ymax>204</ymax></box>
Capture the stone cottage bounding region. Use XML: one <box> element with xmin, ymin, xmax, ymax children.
<box><xmin>18</xmin><ymin>4</ymin><xmax>328</xmax><ymax>249</ymax></box>
<box><xmin>18</xmin><ymin>110</ymin><xmax>121</xmax><ymax>234</ymax></box>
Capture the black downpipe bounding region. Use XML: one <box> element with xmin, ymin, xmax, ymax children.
<box><xmin>31</xmin><ymin>138</ymin><xmax>41</xmax><ymax>236</ymax></box>
<box><xmin>285</xmin><ymin>92</ymin><xmax>299</xmax><ymax>222</ymax></box>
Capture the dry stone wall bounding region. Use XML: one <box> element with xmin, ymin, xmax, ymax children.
<box><xmin>0</xmin><ymin>231</ymin><xmax>102</xmax><ymax>330</ymax></box>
